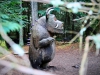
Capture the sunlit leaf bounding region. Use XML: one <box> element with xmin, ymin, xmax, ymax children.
<box><xmin>50</xmin><ymin>0</ymin><xmax>64</xmax><ymax>7</ymax></box>
<box><xmin>54</xmin><ymin>7</ymin><xmax>61</xmax><ymax>13</ymax></box>
<box><xmin>1</xmin><ymin>20</ymin><xmax>21</xmax><ymax>33</ymax></box>
<box><xmin>0</xmin><ymin>13</ymin><xmax>9</xmax><ymax>19</ymax></box>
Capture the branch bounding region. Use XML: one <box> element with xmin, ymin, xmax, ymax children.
<box><xmin>79</xmin><ymin>36</ymin><xmax>92</xmax><ymax>75</ymax></box>
<box><xmin>23</xmin><ymin>0</ymin><xmax>100</xmax><ymax>6</ymax></box>
<box><xmin>23</xmin><ymin>0</ymin><xmax>50</xmax><ymax>4</ymax></box>
<box><xmin>0</xmin><ymin>59</ymin><xmax>56</xmax><ymax>75</ymax></box>
<box><xmin>0</xmin><ymin>46</ymin><xmax>18</xmax><ymax>63</ymax></box>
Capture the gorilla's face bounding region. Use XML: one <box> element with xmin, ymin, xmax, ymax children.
<box><xmin>46</xmin><ymin>14</ymin><xmax>64</xmax><ymax>34</ymax></box>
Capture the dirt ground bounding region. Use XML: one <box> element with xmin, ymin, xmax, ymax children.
<box><xmin>0</xmin><ymin>43</ymin><xmax>100</xmax><ymax>75</ymax></box>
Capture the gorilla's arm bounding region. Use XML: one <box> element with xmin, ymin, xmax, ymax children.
<box><xmin>39</xmin><ymin>37</ymin><xmax>54</xmax><ymax>47</ymax></box>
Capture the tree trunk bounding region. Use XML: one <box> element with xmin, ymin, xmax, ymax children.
<box><xmin>31</xmin><ymin>1</ymin><xmax>38</xmax><ymax>25</ymax></box>
<box><xmin>19</xmin><ymin>28</ymin><xmax>24</xmax><ymax>46</ymax></box>
<box><xmin>19</xmin><ymin>0</ymin><xmax>24</xmax><ymax>46</ymax></box>
<box><xmin>72</xmin><ymin>13</ymin><xmax>75</xmax><ymax>38</ymax></box>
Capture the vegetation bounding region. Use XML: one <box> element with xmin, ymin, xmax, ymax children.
<box><xmin>0</xmin><ymin>0</ymin><xmax>28</xmax><ymax>47</ymax></box>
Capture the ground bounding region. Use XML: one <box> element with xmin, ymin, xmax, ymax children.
<box><xmin>0</xmin><ymin>43</ymin><xmax>100</xmax><ymax>75</ymax></box>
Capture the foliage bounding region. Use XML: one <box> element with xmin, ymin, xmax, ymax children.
<box><xmin>0</xmin><ymin>0</ymin><xmax>28</xmax><ymax>41</ymax></box>
<box><xmin>0</xmin><ymin>0</ymin><xmax>28</xmax><ymax>25</ymax></box>
<box><xmin>1</xmin><ymin>20</ymin><xmax>21</xmax><ymax>33</ymax></box>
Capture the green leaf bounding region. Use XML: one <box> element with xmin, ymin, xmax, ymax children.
<box><xmin>1</xmin><ymin>20</ymin><xmax>21</xmax><ymax>33</ymax></box>
<box><xmin>0</xmin><ymin>0</ymin><xmax>28</xmax><ymax>27</ymax></box>
<box><xmin>54</xmin><ymin>7</ymin><xmax>61</xmax><ymax>13</ymax></box>
<box><xmin>0</xmin><ymin>13</ymin><xmax>9</xmax><ymax>19</ymax></box>
<box><xmin>38</xmin><ymin>10</ymin><xmax>46</xmax><ymax>16</ymax></box>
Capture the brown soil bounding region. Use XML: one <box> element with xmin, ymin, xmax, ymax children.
<box><xmin>0</xmin><ymin>43</ymin><xmax>100</xmax><ymax>75</ymax></box>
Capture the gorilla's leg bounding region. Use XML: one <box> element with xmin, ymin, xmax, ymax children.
<box><xmin>29</xmin><ymin>46</ymin><xmax>42</xmax><ymax>69</ymax></box>
<box><xmin>29</xmin><ymin>56</ymin><xmax>42</xmax><ymax>69</ymax></box>
<box><xmin>40</xmin><ymin>45</ymin><xmax>54</xmax><ymax>69</ymax></box>
<box><xmin>40</xmin><ymin>62</ymin><xmax>48</xmax><ymax>69</ymax></box>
